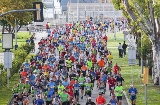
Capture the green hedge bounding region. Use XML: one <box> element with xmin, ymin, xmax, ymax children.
<box><xmin>0</xmin><ymin>43</ymin><xmax>34</xmax><ymax>86</ymax></box>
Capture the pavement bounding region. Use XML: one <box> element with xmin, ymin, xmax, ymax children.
<box><xmin>26</xmin><ymin>30</ymin><xmax>129</xmax><ymax>105</ymax></box>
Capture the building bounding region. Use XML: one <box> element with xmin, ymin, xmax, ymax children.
<box><xmin>42</xmin><ymin>0</ymin><xmax>62</xmax><ymax>19</ymax></box>
<box><xmin>67</xmin><ymin>2</ymin><xmax>123</xmax><ymax>22</ymax></box>
<box><xmin>98</xmin><ymin>0</ymin><xmax>112</xmax><ymax>3</ymax></box>
<box><xmin>60</xmin><ymin>0</ymin><xmax>97</xmax><ymax>11</ymax></box>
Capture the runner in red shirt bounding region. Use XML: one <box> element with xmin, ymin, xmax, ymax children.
<box><xmin>108</xmin><ymin>75</ymin><xmax>116</xmax><ymax>96</ymax></box>
<box><xmin>113</xmin><ymin>63</ymin><xmax>121</xmax><ymax>75</ymax></box>
<box><xmin>66</xmin><ymin>88</ymin><xmax>74</xmax><ymax>102</ymax></box>
<box><xmin>66</xmin><ymin>82</ymin><xmax>74</xmax><ymax>92</ymax></box>
<box><xmin>103</xmin><ymin>35</ymin><xmax>108</xmax><ymax>42</ymax></box>
<box><xmin>96</xmin><ymin>92</ymin><xmax>106</xmax><ymax>105</ymax></box>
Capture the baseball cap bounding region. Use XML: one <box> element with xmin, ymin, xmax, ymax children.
<box><xmin>130</xmin><ymin>84</ymin><xmax>133</xmax><ymax>87</ymax></box>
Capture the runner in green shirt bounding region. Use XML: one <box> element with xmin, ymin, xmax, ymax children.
<box><xmin>12</xmin><ymin>83</ymin><xmax>19</xmax><ymax>98</ymax></box>
<box><xmin>24</xmin><ymin>80</ymin><xmax>31</xmax><ymax>93</ymax></box>
<box><xmin>60</xmin><ymin>90</ymin><xmax>69</xmax><ymax>104</ymax></box>
<box><xmin>65</xmin><ymin>59</ymin><xmax>72</xmax><ymax>71</ymax></box>
<box><xmin>78</xmin><ymin>73</ymin><xmax>85</xmax><ymax>99</ymax></box>
<box><xmin>74</xmin><ymin>74</ymin><xmax>79</xmax><ymax>80</ymax></box>
<box><xmin>18</xmin><ymin>81</ymin><xmax>24</xmax><ymax>93</ymax></box>
<box><xmin>58</xmin><ymin>82</ymin><xmax>65</xmax><ymax>95</ymax></box>
<box><xmin>85</xmin><ymin>80</ymin><xmax>93</xmax><ymax>97</ymax></box>
<box><xmin>87</xmin><ymin>60</ymin><xmax>93</xmax><ymax>70</ymax></box>
<box><xmin>115</xmin><ymin>82</ymin><xmax>123</xmax><ymax>105</ymax></box>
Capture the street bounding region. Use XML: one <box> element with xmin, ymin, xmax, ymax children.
<box><xmin>27</xmin><ymin>31</ymin><xmax>128</xmax><ymax>105</ymax></box>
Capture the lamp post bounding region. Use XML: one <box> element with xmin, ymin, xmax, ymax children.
<box><xmin>15</xmin><ymin>19</ymin><xmax>18</xmax><ymax>50</ymax></box>
<box><xmin>77</xmin><ymin>0</ymin><xmax>79</xmax><ymax>21</ymax></box>
<box><xmin>113</xmin><ymin>9</ymin><xmax>116</xmax><ymax>40</ymax></box>
<box><xmin>2</xmin><ymin>33</ymin><xmax>13</xmax><ymax>89</ymax></box>
<box><xmin>53</xmin><ymin>0</ymin><xmax>55</xmax><ymax>24</ymax></box>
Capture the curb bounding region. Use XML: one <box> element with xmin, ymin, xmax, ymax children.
<box><xmin>123</xmin><ymin>91</ymin><xmax>132</xmax><ymax>105</ymax></box>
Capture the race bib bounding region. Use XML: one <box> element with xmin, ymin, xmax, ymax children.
<box><xmin>75</xmin><ymin>87</ymin><xmax>79</xmax><ymax>90</ymax></box>
<box><xmin>50</xmin><ymin>86</ymin><xmax>55</xmax><ymax>88</ymax></box>
<box><xmin>86</xmin><ymin>86</ymin><xmax>90</xmax><ymax>90</ymax></box>
<box><xmin>79</xmin><ymin>83</ymin><xmax>83</xmax><ymax>85</ymax></box>
<box><xmin>111</xmin><ymin>87</ymin><xmax>114</xmax><ymax>89</ymax></box>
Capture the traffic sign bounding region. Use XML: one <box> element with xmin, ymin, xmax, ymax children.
<box><xmin>128</xmin><ymin>45</ymin><xmax>136</xmax><ymax>65</ymax></box>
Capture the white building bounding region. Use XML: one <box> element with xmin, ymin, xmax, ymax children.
<box><xmin>67</xmin><ymin>2</ymin><xmax>123</xmax><ymax>22</ymax></box>
<box><xmin>42</xmin><ymin>0</ymin><xmax>62</xmax><ymax>19</ymax></box>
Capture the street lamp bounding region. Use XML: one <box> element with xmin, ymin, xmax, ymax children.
<box><xmin>77</xmin><ymin>0</ymin><xmax>79</xmax><ymax>21</ymax></box>
<box><xmin>2</xmin><ymin>33</ymin><xmax>13</xmax><ymax>88</ymax></box>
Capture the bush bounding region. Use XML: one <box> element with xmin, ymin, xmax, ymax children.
<box><xmin>0</xmin><ymin>43</ymin><xmax>34</xmax><ymax>84</ymax></box>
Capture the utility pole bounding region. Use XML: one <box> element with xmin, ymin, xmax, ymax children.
<box><xmin>15</xmin><ymin>19</ymin><xmax>18</xmax><ymax>50</ymax></box>
<box><xmin>141</xmin><ymin>32</ymin><xmax>143</xmax><ymax>74</ymax></box>
<box><xmin>77</xmin><ymin>0</ymin><xmax>79</xmax><ymax>21</ymax></box>
<box><xmin>113</xmin><ymin>9</ymin><xmax>116</xmax><ymax>40</ymax></box>
<box><xmin>53</xmin><ymin>0</ymin><xmax>55</xmax><ymax>24</ymax></box>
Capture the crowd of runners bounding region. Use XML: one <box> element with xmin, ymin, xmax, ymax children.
<box><xmin>12</xmin><ymin>18</ymin><xmax>138</xmax><ymax>105</ymax></box>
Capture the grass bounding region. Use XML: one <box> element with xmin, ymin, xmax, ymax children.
<box><xmin>107</xmin><ymin>32</ymin><xmax>160</xmax><ymax>105</ymax></box>
<box><xmin>0</xmin><ymin>53</ymin><xmax>35</xmax><ymax>105</ymax></box>
<box><xmin>0</xmin><ymin>74</ymin><xmax>19</xmax><ymax>105</ymax></box>
<box><xmin>0</xmin><ymin>32</ymin><xmax>31</xmax><ymax>52</ymax></box>
<box><xmin>0</xmin><ymin>32</ymin><xmax>31</xmax><ymax>104</ymax></box>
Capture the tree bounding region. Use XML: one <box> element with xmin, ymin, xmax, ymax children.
<box><xmin>112</xmin><ymin>0</ymin><xmax>160</xmax><ymax>85</ymax></box>
<box><xmin>0</xmin><ymin>0</ymin><xmax>40</xmax><ymax>33</ymax></box>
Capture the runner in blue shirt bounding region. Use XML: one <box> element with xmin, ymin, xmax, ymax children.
<box><xmin>34</xmin><ymin>95</ymin><xmax>44</xmax><ymax>105</ymax></box>
<box><xmin>47</xmin><ymin>79</ymin><xmax>56</xmax><ymax>93</ymax></box>
<box><xmin>128</xmin><ymin>85</ymin><xmax>138</xmax><ymax>105</ymax></box>
<box><xmin>109</xmin><ymin>94</ymin><xmax>118</xmax><ymax>105</ymax></box>
<box><xmin>73</xmin><ymin>80</ymin><xmax>80</xmax><ymax>102</ymax></box>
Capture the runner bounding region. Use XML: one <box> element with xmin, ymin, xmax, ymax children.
<box><xmin>128</xmin><ymin>85</ymin><xmax>138</xmax><ymax>105</ymax></box>
<box><xmin>108</xmin><ymin>75</ymin><xmax>116</xmax><ymax>96</ymax></box>
<box><xmin>96</xmin><ymin>92</ymin><xmax>106</xmax><ymax>105</ymax></box>
<box><xmin>115</xmin><ymin>82</ymin><xmax>123</xmax><ymax>105</ymax></box>
<box><xmin>11</xmin><ymin>19</ymin><xmax>127</xmax><ymax>104</ymax></box>
<box><xmin>73</xmin><ymin>80</ymin><xmax>80</xmax><ymax>103</ymax></box>
<box><xmin>78</xmin><ymin>73</ymin><xmax>85</xmax><ymax>99</ymax></box>
<box><xmin>86</xmin><ymin>97</ymin><xmax>96</xmax><ymax>105</ymax></box>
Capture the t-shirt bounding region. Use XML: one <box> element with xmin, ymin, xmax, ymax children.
<box><xmin>58</xmin><ymin>85</ymin><xmax>65</xmax><ymax>95</ymax></box>
<box><xmin>113</xmin><ymin>66</ymin><xmax>120</xmax><ymax>75</ymax></box>
<box><xmin>109</xmin><ymin>99</ymin><xmax>117</xmax><ymax>105</ymax></box>
<box><xmin>87</xmin><ymin>61</ymin><xmax>93</xmax><ymax>69</ymax></box>
<box><xmin>78</xmin><ymin>77</ymin><xmax>85</xmax><ymax>85</ymax></box>
<box><xmin>74</xmin><ymin>83</ymin><xmax>80</xmax><ymax>91</ymax></box>
<box><xmin>85</xmin><ymin>83</ymin><xmax>93</xmax><ymax>91</ymax></box>
<box><xmin>45</xmin><ymin>91</ymin><xmax>53</xmax><ymax>101</ymax></box>
<box><xmin>107</xmin><ymin>54</ymin><xmax>113</xmax><ymax>61</ymax></box>
<box><xmin>18</xmin><ymin>83</ymin><xmax>24</xmax><ymax>92</ymax></box>
<box><xmin>13</xmin><ymin>87</ymin><xmax>19</xmax><ymax>93</ymax></box>
<box><xmin>108</xmin><ymin>78</ymin><xmax>116</xmax><ymax>87</ymax></box>
<box><xmin>35</xmin><ymin>99</ymin><xmax>44</xmax><ymax>105</ymax></box>
<box><xmin>62</xmin><ymin>81</ymin><xmax>69</xmax><ymax>87</ymax></box>
<box><xmin>96</xmin><ymin>96</ymin><xmax>106</xmax><ymax>104</ymax></box>
<box><xmin>98</xmin><ymin>60</ymin><xmax>105</xmax><ymax>67</ymax></box>
<box><xmin>115</xmin><ymin>86</ymin><xmax>123</xmax><ymax>96</ymax></box>
<box><xmin>47</xmin><ymin>82</ymin><xmax>56</xmax><ymax>92</ymax></box>
<box><xmin>128</xmin><ymin>88</ymin><xmax>137</xmax><ymax>97</ymax></box>
<box><xmin>60</xmin><ymin>93</ymin><xmax>68</xmax><ymax>102</ymax></box>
